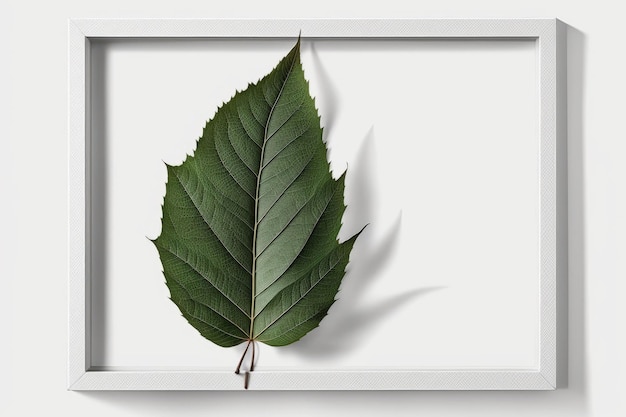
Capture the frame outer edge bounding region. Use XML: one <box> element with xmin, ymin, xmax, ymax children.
<box><xmin>537</xmin><ymin>18</ymin><xmax>558</xmax><ymax>389</ymax></box>
<box><xmin>71</xmin><ymin>18</ymin><xmax>555</xmax><ymax>38</ymax></box>
<box><xmin>554</xmin><ymin>19</ymin><xmax>569</xmax><ymax>389</ymax></box>
<box><xmin>69</xmin><ymin>371</ymin><xmax>555</xmax><ymax>391</ymax></box>
<box><xmin>68</xmin><ymin>19</ymin><xmax>89</xmax><ymax>389</ymax></box>
<box><xmin>537</xmin><ymin>18</ymin><xmax>567</xmax><ymax>390</ymax></box>
<box><xmin>67</xmin><ymin>18</ymin><xmax>564</xmax><ymax>391</ymax></box>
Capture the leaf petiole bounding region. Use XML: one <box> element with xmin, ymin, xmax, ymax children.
<box><xmin>235</xmin><ymin>340</ymin><xmax>258</xmax><ymax>389</ymax></box>
<box><xmin>234</xmin><ymin>339</ymin><xmax>252</xmax><ymax>375</ymax></box>
<box><xmin>251</xmin><ymin>340</ymin><xmax>256</xmax><ymax>372</ymax></box>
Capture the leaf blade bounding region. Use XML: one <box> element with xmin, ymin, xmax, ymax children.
<box><xmin>155</xmin><ymin>38</ymin><xmax>362</xmax><ymax>352</ymax></box>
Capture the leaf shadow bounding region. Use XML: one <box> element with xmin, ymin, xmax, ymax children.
<box><xmin>341</xmin><ymin>127</ymin><xmax>397</xmax><ymax>299</ymax></box>
<box><xmin>287</xmin><ymin>287</ymin><xmax>445</xmax><ymax>358</ymax></box>
<box><xmin>285</xmin><ymin>128</ymin><xmax>444</xmax><ymax>359</ymax></box>
<box><xmin>308</xmin><ymin>42</ymin><xmax>340</xmax><ymax>142</ymax></box>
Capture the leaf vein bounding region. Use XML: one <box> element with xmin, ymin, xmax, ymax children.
<box><xmin>254</xmin><ymin>180</ymin><xmax>339</xmax><ymax>297</ymax></box>
<box><xmin>256</xmin><ymin>177</ymin><xmax>336</xmax><ymax>261</ymax></box>
<box><xmin>215</xmin><ymin>146</ymin><xmax>256</xmax><ymax>200</ymax></box>
<box><xmin>182</xmin><ymin>303</ymin><xmax>248</xmax><ymax>341</ymax></box>
<box><xmin>169</xmin><ymin>277</ymin><xmax>250</xmax><ymax>335</ymax></box>
<box><xmin>235</xmin><ymin>105</ymin><xmax>263</xmax><ymax>150</ymax></box>
<box><xmin>260</xmin><ymin>125</ymin><xmax>313</xmax><ymax>174</ymax></box>
<box><xmin>254</xmin><ymin>250</ymin><xmax>346</xmax><ymax>336</ymax></box>
<box><xmin>258</xmin><ymin>315</ymin><xmax>320</xmax><ymax>344</ymax></box>
<box><xmin>264</xmin><ymin>99</ymin><xmax>305</xmax><ymax>145</ymax></box>
<box><xmin>158</xmin><ymin>237</ymin><xmax>252</xmax><ymax>319</ymax></box>
<box><xmin>257</xmin><ymin>154</ymin><xmax>315</xmax><ymax>224</ymax></box>
<box><xmin>172</xmin><ymin>169</ymin><xmax>253</xmax><ymax>274</ymax></box>
<box><xmin>188</xmin><ymin>162</ymin><xmax>254</xmax><ymax>231</ymax></box>
<box><xmin>225</xmin><ymin>114</ymin><xmax>260</xmax><ymax>176</ymax></box>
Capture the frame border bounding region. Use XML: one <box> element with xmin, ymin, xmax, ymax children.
<box><xmin>68</xmin><ymin>18</ymin><xmax>567</xmax><ymax>390</ymax></box>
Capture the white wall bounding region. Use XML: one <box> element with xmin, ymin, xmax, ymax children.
<box><xmin>1</xmin><ymin>1</ymin><xmax>623</xmax><ymax>416</ymax></box>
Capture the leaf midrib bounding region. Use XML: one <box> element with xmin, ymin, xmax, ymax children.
<box><xmin>249</xmin><ymin>50</ymin><xmax>299</xmax><ymax>340</ymax></box>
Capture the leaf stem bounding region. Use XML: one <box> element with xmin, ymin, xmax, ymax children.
<box><xmin>235</xmin><ymin>340</ymin><xmax>252</xmax><ymax>374</ymax></box>
<box><xmin>251</xmin><ymin>340</ymin><xmax>256</xmax><ymax>372</ymax></box>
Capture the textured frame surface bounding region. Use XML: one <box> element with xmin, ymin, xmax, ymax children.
<box><xmin>68</xmin><ymin>18</ymin><xmax>567</xmax><ymax>391</ymax></box>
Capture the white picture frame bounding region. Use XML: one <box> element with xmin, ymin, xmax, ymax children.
<box><xmin>68</xmin><ymin>18</ymin><xmax>567</xmax><ymax>390</ymax></box>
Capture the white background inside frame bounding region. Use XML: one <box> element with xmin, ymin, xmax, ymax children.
<box><xmin>89</xmin><ymin>38</ymin><xmax>540</xmax><ymax>371</ymax></box>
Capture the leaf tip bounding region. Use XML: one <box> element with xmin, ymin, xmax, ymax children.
<box><xmin>355</xmin><ymin>223</ymin><xmax>369</xmax><ymax>239</ymax></box>
<box><xmin>289</xmin><ymin>32</ymin><xmax>302</xmax><ymax>58</ymax></box>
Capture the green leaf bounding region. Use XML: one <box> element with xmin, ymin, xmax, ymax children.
<box><xmin>153</xmin><ymin>38</ymin><xmax>362</xmax><ymax>382</ymax></box>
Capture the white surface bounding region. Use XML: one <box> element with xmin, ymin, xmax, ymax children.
<box><xmin>1</xmin><ymin>0</ymin><xmax>622</xmax><ymax>415</ymax></box>
<box><xmin>89</xmin><ymin>38</ymin><xmax>539</xmax><ymax>371</ymax></box>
